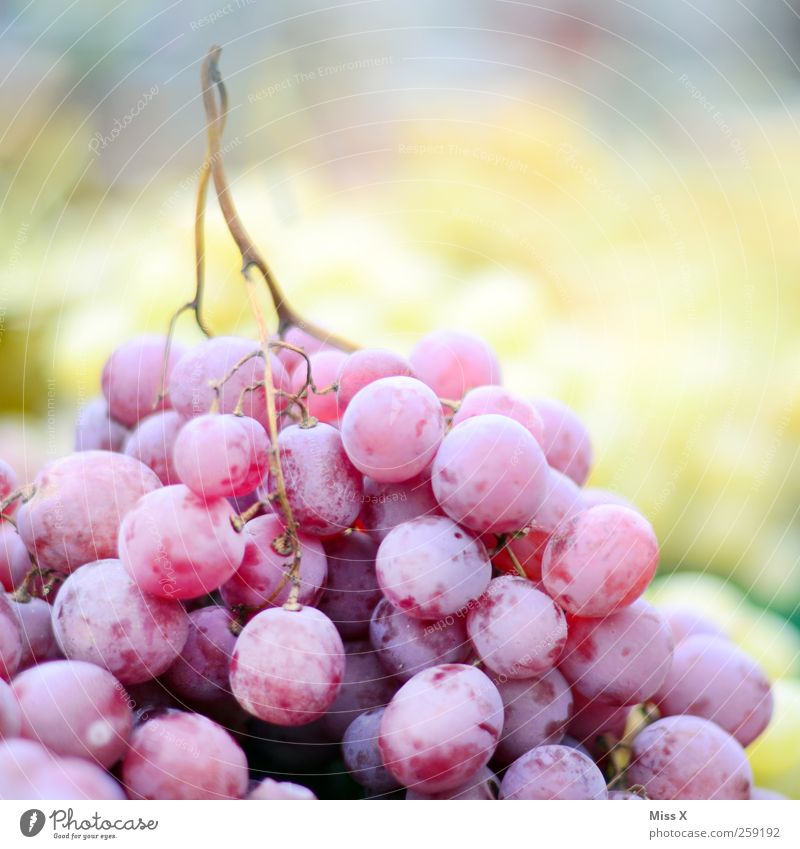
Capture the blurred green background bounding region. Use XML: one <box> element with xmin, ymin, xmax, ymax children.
<box><xmin>2</xmin><ymin>3</ymin><xmax>800</xmax><ymax>781</ymax></box>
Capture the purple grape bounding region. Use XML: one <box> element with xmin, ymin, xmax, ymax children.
<box><xmin>342</xmin><ymin>707</ymin><xmax>401</xmax><ymax>794</ymax></box>
<box><xmin>379</xmin><ymin>663</ymin><xmax>503</xmax><ymax>792</ymax></box>
<box><xmin>500</xmin><ymin>745</ymin><xmax>607</xmax><ymax>799</ymax></box>
<box><xmin>102</xmin><ymin>335</ymin><xmax>185</xmax><ymax>427</ymax></box>
<box><xmin>432</xmin><ymin>414</ymin><xmax>549</xmax><ymax>534</ymax></box>
<box><xmin>0</xmin><ymin>678</ymin><xmax>22</xmax><ymax>738</ymax></box>
<box><xmin>74</xmin><ymin>397</ymin><xmax>128</xmax><ymax>452</ymax></box>
<box><xmin>52</xmin><ymin>558</ymin><xmax>188</xmax><ymax>684</ymax></box>
<box><xmin>628</xmin><ymin>715</ymin><xmax>753</xmax><ymax>800</ymax></box>
<box><xmin>337</xmin><ymin>348</ymin><xmax>416</xmax><ymax>411</ymax></box>
<box><xmin>532</xmin><ymin>396</ymin><xmax>593</xmax><ymax>486</ymax></box>
<box><xmin>230</xmin><ymin>606</ymin><xmax>345</xmax><ymax>726</ymax></box>
<box><xmin>560</xmin><ymin>600</ymin><xmax>674</xmax><ymax>705</ymax></box>
<box><xmin>0</xmin><ymin>525</ymin><xmax>30</xmax><ymax>592</ymax></box>
<box><xmin>318</xmin><ymin>532</ymin><xmax>382</xmax><ymax>639</ymax></box>
<box><xmin>409</xmin><ymin>329</ymin><xmax>501</xmax><ymax>400</ymax></box>
<box><xmin>121</xmin><ymin>710</ymin><xmax>248</xmax><ymax>799</ymax></box>
<box><xmin>221</xmin><ymin>514</ymin><xmax>327</xmax><ymax>611</ymax></box>
<box><xmin>369</xmin><ymin>596</ymin><xmax>470</xmax><ymax>682</ymax></box>
<box><xmin>123</xmin><ymin>409</ymin><xmax>183</xmax><ymax>484</ymax></box>
<box><xmin>359</xmin><ymin>474</ymin><xmax>442</xmax><ymax>543</ymax></box>
<box><xmin>16</xmin><ymin>451</ymin><xmax>161</xmax><ymax>574</ymax></box>
<box><xmin>376</xmin><ymin>516</ymin><xmax>491</xmax><ymax>619</ymax></box>
<box><xmin>7</xmin><ymin>596</ymin><xmax>60</xmax><ymax>668</ymax></box>
<box><xmin>119</xmin><ymin>484</ymin><xmax>245</xmax><ymax>600</ymax></box>
<box><xmin>0</xmin><ymin>593</ymin><xmax>22</xmax><ymax>681</ymax></box>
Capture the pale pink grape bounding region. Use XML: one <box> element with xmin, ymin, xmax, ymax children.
<box><xmin>119</xmin><ymin>485</ymin><xmax>245</xmax><ymax>600</ymax></box>
<box><xmin>560</xmin><ymin>600</ymin><xmax>674</xmax><ymax>705</ymax></box>
<box><xmin>341</xmin><ymin>376</ymin><xmax>444</xmax><ymax>483</ymax></box>
<box><xmin>0</xmin><ymin>525</ymin><xmax>29</xmax><ymax>592</ymax></box>
<box><xmin>221</xmin><ymin>514</ymin><xmax>327</xmax><ymax>611</ymax></box>
<box><xmin>102</xmin><ymin>335</ymin><xmax>185</xmax><ymax>427</ymax></box>
<box><xmin>379</xmin><ymin>663</ymin><xmax>503</xmax><ymax>792</ymax></box>
<box><xmin>532</xmin><ymin>396</ymin><xmax>593</xmax><ymax>486</ymax></box>
<box><xmin>268</xmin><ymin>422</ymin><xmax>363</xmax><ymax>535</ymax></box>
<box><xmin>0</xmin><ymin>593</ymin><xmax>22</xmax><ymax>680</ymax></box>
<box><xmin>409</xmin><ymin>329</ymin><xmax>501</xmax><ymax>400</ymax></box>
<box><xmin>290</xmin><ymin>349</ymin><xmax>348</xmax><ymax>424</ymax></box>
<box><xmin>7</xmin><ymin>596</ymin><xmax>60</xmax><ymax>668</ymax></box>
<box><xmin>432</xmin><ymin>415</ymin><xmax>549</xmax><ymax>534</ymax></box>
<box><xmin>52</xmin><ymin>558</ymin><xmax>189</xmax><ymax>684</ymax></box>
<box><xmin>247</xmin><ymin>778</ymin><xmax>317</xmax><ymax>800</ymax></box>
<box><xmin>122</xmin><ymin>710</ymin><xmax>248</xmax><ymax>799</ymax></box>
<box><xmin>628</xmin><ymin>715</ymin><xmax>753</xmax><ymax>800</ymax></box>
<box><xmin>13</xmin><ymin>660</ymin><xmax>132</xmax><ymax>767</ymax></box>
<box><xmin>123</xmin><ymin>410</ymin><xmax>183</xmax><ymax>485</ymax></box>
<box><xmin>581</xmin><ymin>487</ymin><xmax>638</xmax><ymax>512</ymax></box>
<box><xmin>452</xmin><ymin>386</ymin><xmax>544</xmax><ymax>443</ymax></box>
<box><xmin>277</xmin><ymin>326</ymin><xmax>332</xmax><ymax>374</ymax></box>
<box><xmin>342</xmin><ymin>707</ymin><xmax>401</xmax><ymax>794</ymax></box>
<box><xmin>230</xmin><ymin>606</ymin><xmax>345</xmax><ymax>726</ymax></box>
<box><xmin>173</xmin><ymin>413</ymin><xmax>268</xmax><ymax>499</ymax></box>
<box><xmin>660</xmin><ymin>606</ymin><xmax>728</xmax><ymax>644</ymax></box>
<box><xmin>494</xmin><ymin>669</ymin><xmax>573</xmax><ymax>764</ymax></box>
<box><xmin>542</xmin><ymin>504</ymin><xmax>659</xmax><ymax>617</ymax></box>
<box><xmin>318</xmin><ymin>532</ymin><xmax>382</xmax><ymax>639</ymax></box>
<box><xmin>0</xmin><ymin>679</ymin><xmax>22</xmax><ymax>738</ymax></box>
<box><xmin>0</xmin><ymin>458</ymin><xmax>19</xmax><ymax>510</ymax></box>
<box><xmin>337</xmin><ymin>348</ymin><xmax>416</xmax><ymax>411</ymax></box>
<box><xmin>17</xmin><ymin>451</ymin><xmax>161</xmax><ymax>574</ymax></box>
<box><xmin>376</xmin><ymin>516</ymin><xmax>491</xmax><ymax>620</ymax></box>
<box><xmin>359</xmin><ymin>475</ymin><xmax>441</xmax><ymax>543</ymax></box>
<box><xmin>405</xmin><ymin>766</ymin><xmax>499</xmax><ymax>800</ymax></box>
<box><xmin>466</xmin><ymin>575</ymin><xmax>567</xmax><ymax>679</ymax></box>
<box><xmin>161</xmin><ymin>606</ymin><xmax>237</xmax><ymax>703</ymax></box>
<box><xmin>370</xmin><ymin>596</ymin><xmax>470</xmax><ymax>682</ymax></box>
<box><xmin>500</xmin><ymin>745</ymin><xmax>607</xmax><ymax>800</ymax></box>
<box><xmin>74</xmin><ymin>397</ymin><xmax>128</xmax><ymax>452</ymax></box>
<box><xmin>656</xmin><ymin>635</ymin><xmax>772</xmax><ymax>747</ymax></box>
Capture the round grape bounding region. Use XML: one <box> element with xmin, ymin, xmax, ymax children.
<box><xmin>359</xmin><ymin>474</ymin><xmax>441</xmax><ymax>543</ymax></box>
<box><xmin>74</xmin><ymin>397</ymin><xmax>128</xmax><ymax>452</ymax></box>
<box><xmin>277</xmin><ymin>326</ymin><xmax>331</xmax><ymax>374</ymax></box>
<box><xmin>342</xmin><ymin>707</ymin><xmax>401</xmax><ymax>794</ymax></box>
<box><xmin>247</xmin><ymin>778</ymin><xmax>317</xmax><ymax>800</ymax></box>
<box><xmin>337</xmin><ymin>348</ymin><xmax>416</xmax><ymax>411</ymax></box>
<box><xmin>452</xmin><ymin>386</ymin><xmax>544</xmax><ymax>442</ymax></box>
<box><xmin>290</xmin><ymin>349</ymin><xmax>348</xmax><ymax>424</ymax></box>
<box><xmin>409</xmin><ymin>329</ymin><xmax>501</xmax><ymax>400</ymax></box>
<box><xmin>0</xmin><ymin>458</ymin><xmax>20</xmax><ymax>511</ymax></box>
<box><xmin>376</xmin><ymin>516</ymin><xmax>491</xmax><ymax>619</ymax></box>
<box><xmin>532</xmin><ymin>396</ymin><xmax>593</xmax><ymax>486</ymax></box>
<box><xmin>432</xmin><ymin>414</ymin><xmax>548</xmax><ymax>534</ymax></box>
<box><xmin>500</xmin><ymin>745</ymin><xmax>607</xmax><ymax>799</ymax></box>
<box><xmin>0</xmin><ymin>678</ymin><xmax>22</xmax><ymax>738</ymax></box>
<box><xmin>0</xmin><ymin>525</ymin><xmax>30</xmax><ymax>592</ymax></box>
<box><xmin>123</xmin><ymin>410</ymin><xmax>183</xmax><ymax>485</ymax></box>
<box><xmin>660</xmin><ymin>605</ymin><xmax>728</xmax><ymax>645</ymax></box>
<box><xmin>7</xmin><ymin>596</ymin><xmax>59</xmax><ymax>668</ymax></box>
<box><xmin>0</xmin><ymin>593</ymin><xmax>22</xmax><ymax>681</ymax></box>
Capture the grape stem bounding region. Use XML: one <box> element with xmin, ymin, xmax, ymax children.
<box><xmin>199</xmin><ymin>46</ymin><xmax>357</xmax><ymax>353</ymax></box>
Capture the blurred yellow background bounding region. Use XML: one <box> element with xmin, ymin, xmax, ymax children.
<box><xmin>1</xmin><ymin>0</ymin><xmax>799</xmax><ymax>790</ymax></box>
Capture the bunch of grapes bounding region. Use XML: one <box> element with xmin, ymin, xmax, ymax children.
<box><xmin>0</xmin><ymin>49</ymin><xmax>783</xmax><ymax>802</ymax></box>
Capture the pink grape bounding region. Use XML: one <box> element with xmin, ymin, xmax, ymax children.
<box><xmin>432</xmin><ymin>415</ymin><xmax>549</xmax><ymax>534</ymax></box>
<box><xmin>161</xmin><ymin>606</ymin><xmax>237</xmax><ymax>703</ymax></box>
<box><xmin>0</xmin><ymin>525</ymin><xmax>30</xmax><ymax>591</ymax></box>
<box><xmin>376</xmin><ymin>516</ymin><xmax>491</xmax><ymax>619</ymax></box>
<box><xmin>342</xmin><ymin>707</ymin><xmax>401</xmax><ymax>794</ymax></box>
<box><xmin>13</xmin><ymin>660</ymin><xmax>133</xmax><ymax>767</ymax></box>
<box><xmin>52</xmin><ymin>558</ymin><xmax>189</xmax><ymax>684</ymax></box>
<box><xmin>290</xmin><ymin>349</ymin><xmax>348</xmax><ymax>424</ymax></box>
<box><xmin>268</xmin><ymin>422</ymin><xmax>363</xmax><ymax>535</ymax></box>
<box><xmin>102</xmin><ymin>335</ymin><xmax>185</xmax><ymax>427</ymax></box>
<box><xmin>581</xmin><ymin>487</ymin><xmax>638</xmax><ymax>512</ymax></box>
<box><xmin>169</xmin><ymin>335</ymin><xmax>289</xmax><ymax>425</ymax></box>
<box><xmin>542</xmin><ymin>504</ymin><xmax>659</xmax><ymax>617</ymax></box>
<box><xmin>230</xmin><ymin>605</ymin><xmax>345</xmax><ymax>726</ymax></box>
<box><xmin>0</xmin><ymin>593</ymin><xmax>22</xmax><ymax>680</ymax></box>
<box><xmin>627</xmin><ymin>715</ymin><xmax>753</xmax><ymax>800</ymax></box>
<box><xmin>560</xmin><ymin>600</ymin><xmax>674</xmax><ymax>705</ymax></box>
<box><xmin>74</xmin><ymin>397</ymin><xmax>128</xmax><ymax>452</ymax></box>
<box><xmin>379</xmin><ymin>663</ymin><xmax>503</xmax><ymax>792</ymax></box>
<box><xmin>409</xmin><ymin>329</ymin><xmax>501</xmax><ymax>400</ymax></box>
<box><xmin>359</xmin><ymin>474</ymin><xmax>441</xmax><ymax>543</ymax></box>
<box><xmin>0</xmin><ymin>458</ymin><xmax>19</xmax><ymax>510</ymax></box>
<box><xmin>318</xmin><ymin>532</ymin><xmax>382</xmax><ymax>639</ymax></box>
<box><xmin>17</xmin><ymin>451</ymin><xmax>161</xmax><ymax>574</ymax></box>
<box><xmin>337</xmin><ymin>348</ymin><xmax>416</xmax><ymax>411</ymax></box>
<box><xmin>369</xmin><ymin>596</ymin><xmax>470</xmax><ymax>682</ymax></box>
<box><xmin>656</xmin><ymin>635</ymin><xmax>773</xmax><ymax>747</ymax></box>
<box><xmin>7</xmin><ymin>597</ymin><xmax>60</xmax><ymax>668</ymax></box>
<box><xmin>0</xmin><ymin>739</ymin><xmax>125</xmax><ymax>800</ymax></box>
<box><xmin>248</xmin><ymin>778</ymin><xmax>317</xmax><ymax>800</ymax></box>
<box><xmin>119</xmin><ymin>484</ymin><xmax>245</xmax><ymax>600</ymax></box>
<box><xmin>500</xmin><ymin>745</ymin><xmax>607</xmax><ymax>800</ymax></box>
<box><xmin>494</xmin><ymin>668</ymin><xmax>573</xmax><ymax>764</ymax></box>
<box><xmin>660</xmin><ymin>605</ymin><xmax>728</xmax><ymax>644</ymax></box>
<box><xmin>123</xmin><ymin>410</ymin><xmax>183</xmax><ymax>485</ymax></box>
<box><xmin>277</xmin><ymin>326</ymin><xmax>332</xmax><ymax>374</ymax></box>
<box><xmin>122</xmin><ymin>710</ymin><xmax>248</xmax><ymax>799</ymax></box>
<box><xmin>466</xmin><ymin>575</ymin><xmax>567</xmax><ymax>679</ymax></box>
<box><xmin>494</xmin><ymin>467</ymin><xmax>585</xmax><ymax>581</ymax></box>
<box><xmin>532</xmin><ymin>396</ymin><xmax>593</xmax><ymax>486</ymax></box>
<box><xmin>452</xmin><ymin>386</ymin><xmax>544</xmax><ymax>443</ymax></box>
<box><xmin>568</xmin><ymin>692</ymin><xmax>632</xmax><ymax>747</ymax></box>
<box><xmin>221</xmin><ymin>514</ymin><xmax>327</xmax><ymax>611</ymax></box>
<box><xmin>320</xmin><ymin>640</ymin><xmax>400</xmax><ymax>739</ymax></box>
<box><xmin>405</xmin><ymin>766</ymin><xmax>499</xmax><ymax>800</ymax></box>
<box><xmin>173</xmin><ymin>413</ymin><xmax>268</xmax><ymax>499</ymax></box>
<box><xmin>0</xmin><ymin>678</ymin><xmax>22</xmax><ymax>738</ymax></box>
<box><xmin>341</xmin><ymin>376</ymin><xmax>444</xmax><ymax>483</ymax></box>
